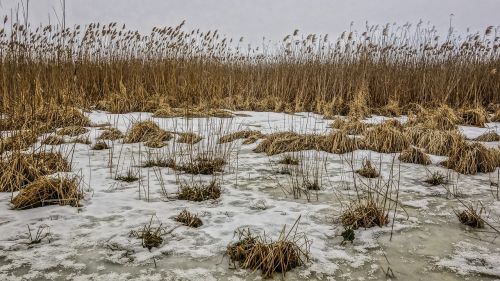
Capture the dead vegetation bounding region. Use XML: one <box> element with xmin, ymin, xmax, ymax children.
<box><xmin>177</xmin><ymin>132</ymin><xmax>203</xmax><ymax>144</ymax></box>
<box><xmin>115</xmin><ymin>169</ymin><xmax>140</xmax><ymax>182</ymax></box>
<box><xmin>340</xmin><ymin>198</ymin><xmax>389</xmax><ymax>229</ymax></box>
<box><xmin>362</xmin><ymin>124</ymin><xmax>410</xmax><ymax>153</ymax></box>
<box><xmin>11</xmin><ymin>176</ymin><xmax>82</xmax><ymax>210</ymax></box>
<box><xmin>413</xmin><ymin>129</ymin><xmax>465</xmax><ymax>156</ymax></box>
<box><xmin>98</xmin><ymin>128</ymin><xmax>124</xmax><ymax>140</ymax></box>
<box><xmin>455</xmin><ymin>205</ymin><xmax>485</xmax><ymax>228</ymax></box>
<box><xmin>219</xmin><ymin>130</ymin><xmax>265</xmax><ymax>144</ymax></box>
<box><xmin>177</xmin><ymin>179</ymin><xmax>221</xmax><ymax>201</ymax></box>
<box><xmin>57</xmin><ymin>126</ymin><xmax>89</xmax><ymax>137</ymax></box>
<box><xmin>424</xmin><ymin>171</ymin><xmax>448</xmax><ymax>186</ymax></box>
<box><xmin>153</xmin><ymin>107</ymin><xmax>234</xmax><ymax>118</ymax></box>
<box><xmin>254</xmin><ymin>132</ymin><xmax>321</xmax><ymax>155</ymax></box>
<box><xmin>0</xmin><ymin>152</ymin><xmax>71</xmax><ymax>192</ymax></box>
<box><xmin>329</xmin><ymin>118</ymin><xmax>368</xmax><ymax>135</ymax></box>
<box><xmin>175</xmin><ymin>210</ymin><xmax>203</xmax><ymax>228</ymax></box>
<box><xmin>92</xmin><ymin>141</ymin><xmax>109</xmax><ymax>150</ymax></box>
<box><xmin>356</xmin><ymin>160</ymin><xmax>379</xmax><ymax>178</ymax></box>
<box><xmin>445</xmin><ymin>142</ymin><xmax>497</xmax><ymax>174</ymax></box>
<box><xmin>0</xmin><ymin>131</ymin><xmax>39</xmax><ymax>153</ymax></box>
<box><xmin>278</xmin><ymin>155</ymin><xmax>300</xmax><ymax>165</ymax></box>
<box><xmin>123</xmin><ymin>121</ymin><xmax>172</xmax><ymax>145</ymax></box>
<box><xmin>398</xmin><ymin>147</ymin><xmax>431</xmax><ymax>165</ymax></box>
<box><xmin>129</xmin><ymin>216</ymin><xmax>166</xmax><ymax>250</ymax></box>
<box><xmin>226</xmin><ymin>218</ymin><xmax>310</xmax><ymax>278</ymax></box>
<box><xmin>474</xmin><ymin>131</ymin><xmax>500</xmax><ymax>142</ymax></box>
<box><xmin>41</xmin><ymin>135</ymin><xmax>65</xmax><ymax>145</ymax></box>
<box><xmin>172</xmin><ymin>155</ymin><xmax>226</xmax><ymax>175</ymax></box>
<box><xmin>458</xmin><ymin>108</ymin><xmax>488</xmax><ymax>127</ymax></box>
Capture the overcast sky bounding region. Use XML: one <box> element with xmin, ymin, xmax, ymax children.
<box><xmin>1</xmin><ymin>0</ymin><xmax>499</xmax><ymax>43</ymax></box>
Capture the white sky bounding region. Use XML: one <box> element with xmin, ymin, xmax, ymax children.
<box><xmin>1</xmin><ymin>0</ymin><xmax>499</xmax><ymax>44</ymax></box>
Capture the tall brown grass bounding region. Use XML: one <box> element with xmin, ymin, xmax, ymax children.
<box><xmin>0</xmin><ymin>18</ymin><xmax>499</xmax><ymax>128</ymax></box>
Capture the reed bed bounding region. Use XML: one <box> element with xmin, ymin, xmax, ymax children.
<box><xmin>0</xmin><ymin>18</ymin><xmax>499</xmax><ymax>128</ymax></box>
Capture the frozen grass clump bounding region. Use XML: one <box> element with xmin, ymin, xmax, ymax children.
<box><xmin>98</xmin><ymin>127</ymin><xmax>124</xmax><ymax>140</ymax></box>
<box><xmin>399</xmin><ymin>147</ymin><xmax>431</xmax><ymax>165</ymax></box>
<box><xmin>362</xmin><ymin>124</ymin><xmax>410</xmax><ymax>153</ymax></box>
<box><xmin>321</xmin><ymin>131</ymin><xmax>360</xmax><ymax>154</ymax></box>
<box><xmin>491</xmin><ymin>110</ymin><xmax>500</xmax><ymax>122</ymax></box>
<box><xmin>226</xmin><ymin>219</ymin><xmax>310</xmax><ymax>278</ymax></box>
<box><xmin>474</xmin><ymin>131</ymin><xmax>500</xmax><ymax>142</ymax></box>
<box><xmin>424</xmin><ymin>171</ymin><xmax>448</xmax><ymax>186</ymax></box>
<box><xmin>455</xmin><ymin>205</ymin><xmax>484</xmax><ymax>228</ymax></box>
<box><xmin>278</xmin><ymin>155</ymin><xmax>299</xmax><ymax>165</ymax></box>
<box><xmin>445</xmin><ymin>142</ymin><xmax>496</xmax><ymax>174</ymax></box>
<box><xmin>177</xmin><ymin>132</ymin><xmax>203</xmax><ymax>144</ymax></box>
<box><xmin>56</xmin><ymin>125</ymin><xmax>89</xmax><ymax>137</ymax></box>
<box><xmin>11</xmin><ymin>176</ymin><xmax>82</xmax><ymax>210</ymax></box>
<box><xmin>41</xmin><ymin>135</ymin><xmax>65</xmax><ymax>145</ymax></box>
<box><xmin>340</xmin><ymin>199</ymin><xmax>389</xmax><ymax>229</ymax></box>
<box><xmin>329</xmin><ymin>118</ymin><xmax>368</xmax><ymax>135</ymax></box>
<box><xmin>425</xmin><ymin>104</ymin><xmax>460</xmax><ymax>130</ymax></box>
<box><xmin>178</xmin><ymin>180</ymin><xmax>221</xmax><ymax>201</ymax></box>
<box><xmin>254</xmin><ymin>132</ymin><xmax>321</xmax><ymax>156</ymax></box>
<box><xmin>0</xmin><ymin>130</ymin><xmax>38</xmax><ymax>153</ymax></box>
<box><xmin>0</xmin><ymin>152</ymin><xmax>71</xmax><ymax>192</ymax></box>
<box><xmin>415</xmin><ymin>129</ymin><xmax>465</xmax><ymax>156</ymax></box>
<box><xmin>129</xmin><ymin>217</ymin><xmax>165</xmax><ymax>250</ymax></box>
<box><xmin>91</xmin><ymin>141</ymin><xmax>109</xmax><ymax>150</ymax></box>
<box><xmin>356</xmin><ymin>160</ymin><xmax>379</xmax><ymax>178</ymax></box>
<box><xmin>218</xmin><ymin>130</ymin><xmax>264</xmax><ymax>144</ymax></box>
<box><xmin>153</xmin><ymin>106</ymin><xmax>234</xmax><ymax>118</ymax></box>
<box><xmin>458</xmin><ymin>107</ymin><xmax>488</xmax><ymax>127</ymax></box>
<box><xmin>175</xmin><ymin>210</ymin><xmax>203</xmax><ymax>228</ymax></box>
<box><xmin>173</xmin><ymin>155</ymin><xmax>226</xmax><ymax>175</ymax></box>
<box><xmin>124</xmin><ymin>121</ymin><xmax>172</xmax><ymax>144</ymax></box>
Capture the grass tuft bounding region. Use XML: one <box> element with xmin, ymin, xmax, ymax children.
<box><xmin>398</xmin><ymin>146</ymin><xmax>431</xmax><ymax>165</ymax></box>
<box><xmin>175</xmin><ymin>210</ymin><xmax>203</xmax><ymax>228</ymax></box>
<box><xmin>178</xmin><ymin>180</ymin><xmax>221</xmax><ymax>201</ymax></box>
<box><xmin>11</xmin><ymin>176</ymin><xmax>82</xmax><ymax>210</ymax></box>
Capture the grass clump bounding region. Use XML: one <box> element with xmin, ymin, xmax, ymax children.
<box><xmin>174</xmin><ymin>155</ymin><xmax>226</xmax><ymax>175</ymax></box>
<box><xmin>177</xmin><ymin>132</ymin><xmax>203</xmax><ymax>144</ymax></box>
<box><xmin>115</xmin><ymin>169</ymin><xmax>140</xmax><ymax>182</ymax></box>
<box><xmin>329</xmin><ymin>118</ymin><xmax>368</xmax><ymax>135</ymax></box>
<box><xmin>0</xmin><ymin>152</ymin><xmax>71</xmax><ymax>192</ymax></box>
<box><xmin>226</xmin><ymin>219</ymin><xmax>310</xmax><ymax>278</ymax></box>
<box><xmin>278</xmin><ymin>155</ymin><xmax>299</xmax><ymax>165</ymax></box>
<box><xmin>424</xmin><ymin>171</ymin><xmax>448</xmax><ymax>186</ymax></box>
<box><xmin>356</xmin><ymin>159</ymin><xmax>379</xmax><ymax>178</ymax></box>
<box><xmin>362</xmin><ymin>124</ymin><xmax>410</xmax><ymax>153</ymax></box>
<box><xmin>254</xmin><ymin>132</ymin><xmax>321</xmax><ymax>156</ymax></box>
<box><xmin>92</xmin><ymin>141</ymin><xmax>109</xmax><ymax>150</ymax></box>
<box><xmin>455</xmin><ymin>205</ymin><xmax>484</xmax><ymax>228</ymax></box>
<box><xmin>377</xmin><ymin>99</ymin><xmax>401</xmax><ymax>117</ymax></box>
<box><xmin>178</xmin><ymin>180</ymin><xmax>221</xmax><ymax>201</ymax></box>
<box><xmin>219</xmin><ymin>130</ymin><xmax>264</xmax><ymax>144</ymax></box>
<box><xmin>41</xmin><ymin>135</ymin><xmax>65</xmax><ymax>145</ymax></box>
<box><xmin>57</xmin><ymin>126</ymin><xmax>89</xmax><ymax>137</ymax></box>
<box><xmin>340</xmin><ymin>198</ymin><xmax>389</xmax><ymax>229</ymax></box>
<box><xmin>0</xmin><ymin>131</ymin><xmax>38</xmax><ymax>153</ymax></box>
<box><xmin>424</xmin><ymin>105</ymin><xmax>459</xmax><ymax>130</ymax></box>
<box><xmin>398</xmin><ymin>147</ymin><xmax>431</xmax><ymax>165</ymax></box>
<box><xmin>124</xmin><ymin>121</ymin><xmax>172</xmax><ymax>144</ymax></box>
<box><xmin>98</xmin><ymin>128</ymin><xmax>124</xmax><ymax>140</ymax></box>
<box><xmin>175</xmin><ymin>210</ymin><xmax>203</xmax><ymax>228</ymax></box>
<box><xmin>458</xmin><ymin>108</ymin><xmax>488</xmax><ymax>127</ymax></box>
<box><xmin>415</xmin><ymin>129</ymin><xmax>465</xmax><ymax>156</ymax></box>
<box><xmin>130</xmin><ymin>216</ymin><xmax>165</xmax><ymax>250</ymax></box>
<box><xmin>445</xmin><ymin>142</ymin><xmax>497</xmax><ymax>174</ymax></box>
<box><xmin>491</xmin><ymin>110</ymin><xmax>500</xmax><ymax>122</ymax></box>
<box><xmin>474</xmin><ymin>131</ymin><xmax>500</xmax><ymax>142</ymax></box>
<box><xmin>11</xmin><ymin>176</ymin><xmax>82</xmax><ymax>210</ymax></box>
<box><xmin>153</xmin><ymin>106</ymin><xmax>234</xmax><ymax>118</ymax></box>
<box><xmin>321</xmin><ymin>131</ymin><xmax>360</xmax><ymax>154</ymax></box>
